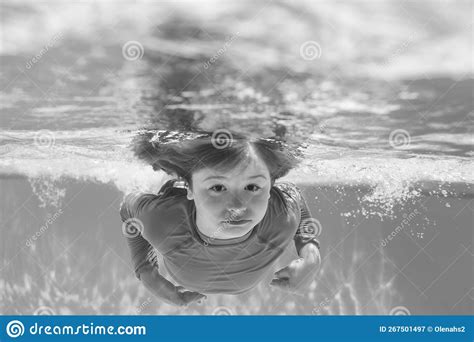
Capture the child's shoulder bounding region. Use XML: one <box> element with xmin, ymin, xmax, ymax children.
<box><xmin>257</xmin><ymin>182</ymin><xmax>303</xmax><ymax>242</ymax></box>
<box><xmin>271</xmin><ymin>181</ymin><xmax>304</xmax><ymax>211</ymax></box>
<box><xmin>120</xmin><ymin>179</ymin><xmax>188</xmax><ymax>221</ymax></box>
<box><xmin>273</xmin><ymin>181</ymin><xmax>298</xmax><ymax>192</ymax></box>
<box><xmin>273</xmin><ymin>181</ymin><xmax>303</xmax><ymax>201</ymax></box>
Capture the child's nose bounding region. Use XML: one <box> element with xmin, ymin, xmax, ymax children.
<box><xmin>227</xmin><ymin>194</ymin><xmax>246</xmax><ymax>210</ymax></box>
<box><xmin>226</xmin><ymin>208</ymin><xmax>246</xmax><ymax>220</ymax></box>
<box><xmin>228</xmin><ymin>207</ymin><xmax>245</xmax><ymax>215</ymax></box>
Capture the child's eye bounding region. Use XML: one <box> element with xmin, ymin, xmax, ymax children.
<box><xmin>209</xmin><ymin>185</ymin><xmax>226</xmax><ymax>192</ymax></box>
<box><xmin>246</xmin><ymin>184</ymin><xmax>261</xmax><ymax>192</ymax></box>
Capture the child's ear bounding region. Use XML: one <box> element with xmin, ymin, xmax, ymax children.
<box><xmin>186</xmin><ymin>186</ymin><xmax>194</xmax><ymax>200</ymax></box>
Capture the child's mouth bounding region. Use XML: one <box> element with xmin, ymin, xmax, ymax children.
<box><xmin>224</xmin><ymin>219</ymin><xmax>251</xmax><ymax>225</ymax></box>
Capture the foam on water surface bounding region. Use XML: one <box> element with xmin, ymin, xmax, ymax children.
<box><xmin>0</xmin><ymin>127</ymin><xmax>472</xmax><ymax>216</ymax></box>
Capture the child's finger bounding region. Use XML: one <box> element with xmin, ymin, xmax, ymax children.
<box><xmin>175</xmin><ymin>286</ymin><xmax>186</xmax><ymax>293</ymax></box>
<box><xmin>195</xmin><ymin>293</ymin><xmax>207</xmax><ymax>302</ymax></box>
<box><xmin>182</xmin><ymin>291</ymin><xmax>206</xmax><ymax>304</ymax></box>
<box><xmin>274</xmin><ymin>267</ymin><xmax>290</xmax><ymax>279</ymax></box>
<box><xmin>270</xmin><ymin>278</ymin><xmax>290</xmax><ymax>288</ymax></box>
<box><xmin>196</xmin><ymin>294</ymin><xmax>207</xmax><ymax>304</ymax></box>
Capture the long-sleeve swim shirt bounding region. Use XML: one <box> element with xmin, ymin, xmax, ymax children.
<box><xmin>120</xmin><ymin>179</ymin><xmax>320</xmax><ymax>295</ymax></box>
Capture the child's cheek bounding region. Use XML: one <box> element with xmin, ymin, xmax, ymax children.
<box><xmin>201</xmin><ymin>194</ymin><xmax>226</xmax><ymax>212</ymax></box>
<box><xmin>249</xmin><ymin>192</ymin><xmax>270</xmax><ymax>211</ymax></box>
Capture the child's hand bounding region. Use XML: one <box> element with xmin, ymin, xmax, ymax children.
<box><xmin>152</xmin><ymin>282</ymin><xmax>207</xmax><ymax>307</ymax></box>
<box><xmin>140</xmin><ymin>264</ymin><xmax>207</xmax><ymax>307</ymax></box>
<box><xmin>270</xmin><ymin>244</ymin><xmax>321</xmax><ymax>295</ymax></box>
<box><xmin>172</xmin><ymin>286</ymin><xmax>207</xmax><ymax>307</ymax></box>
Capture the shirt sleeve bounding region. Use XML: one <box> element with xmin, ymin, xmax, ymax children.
<box><xmin>119</xmin><ymin>191</ymin><xmax>160</xmax><ymax>280</ymax></box>
<box><xmin>294</xmin><ymin>189</ymin><xmax>321</xmax><ymax>257</ymax></box>
<box><xmin>275</xmin><ymin>182</ymin><xmax>321</xmax><ymax>257</ymax></box>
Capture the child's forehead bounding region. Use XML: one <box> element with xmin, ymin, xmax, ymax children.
<box><xmin>195</xmin><ymin>154</ymin><xmax>270</xmax><ymax>179</ymax></box>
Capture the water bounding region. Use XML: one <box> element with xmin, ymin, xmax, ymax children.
<box><xmin>1</xmin><ymin>0</ymin><xmax>473</xmax><ymax>315</ymax></box>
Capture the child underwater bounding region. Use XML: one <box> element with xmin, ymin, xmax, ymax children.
<box><xmin>120</xmin><ymin>130</ymin><xmax>321</xmax><ymax>306</ymax></box>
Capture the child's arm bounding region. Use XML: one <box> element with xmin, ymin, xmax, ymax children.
<box><xmin>139</xmin><ymin>264</ymin><xmax>206</xmax><ymax>307</ymax></box>
<box><xmin>270</xmin><ymin>183</ymin><xmax>321</xmax><ymax>293</ymax></box>
<box><xmin>120</xmin><ymin>191</ymin><xmax>206</xmax><ymax>306</ymax></box>
<box><xmin>271</xmin><ymin>182</ymin><xmax>321</xmax><ymax>257</ymax></box>
<box><xmin>120</xmin><ymin>192</ymin><xmax>161</xmax><ymax>279</ymax></box>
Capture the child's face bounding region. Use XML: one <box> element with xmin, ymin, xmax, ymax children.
<box><xmin>186</xmin><ymin>151</ymin><xmax>272</xmax><ymax>239</ymax></box>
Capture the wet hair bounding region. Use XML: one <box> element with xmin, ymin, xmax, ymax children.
<box><xmin>132</xmin><ymin>130</ymin><xmax>301</xmax><ymax>188</ymax></box>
